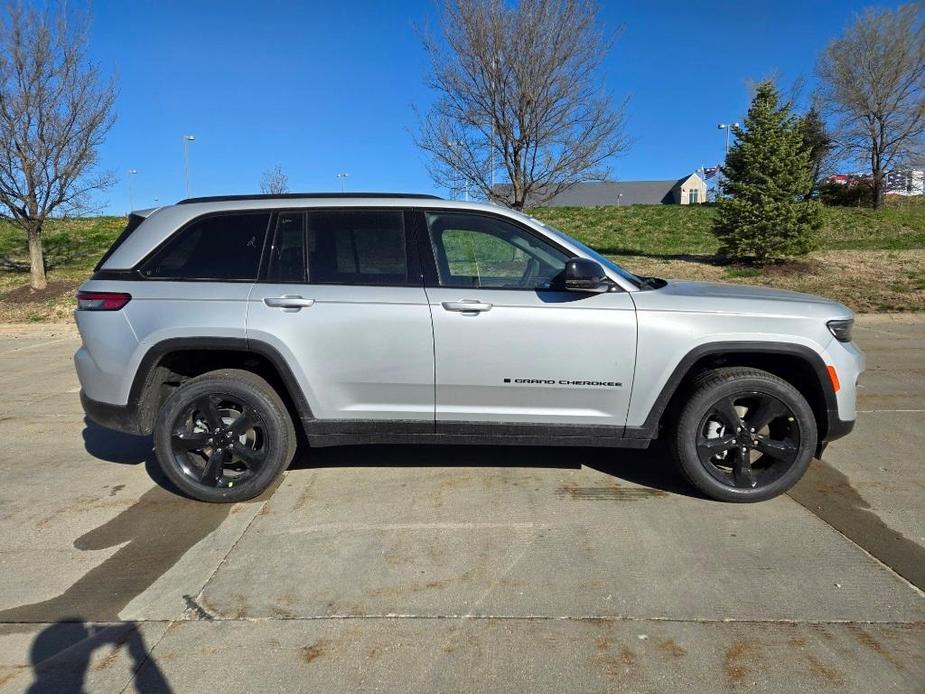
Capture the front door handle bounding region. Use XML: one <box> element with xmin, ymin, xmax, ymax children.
<box><xmin>264</xmin><ymin>295</ymin><xmax>315</xmax><ymax>310</ymax></box>
<box><xmin>442</xmin><ymin>299</ymin><xmax>492</xmax><ymax>314</ymax></box>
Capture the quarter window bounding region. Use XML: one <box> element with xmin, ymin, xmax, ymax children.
<box><xmin>425</xmin><ymin>212</ymin><xmax>569</xmax><ymax>289</ymax></box>
<box><xmin>142</xmin><ymin>212</ymin><xmax>271</xmax><ymax>280</ymax></box>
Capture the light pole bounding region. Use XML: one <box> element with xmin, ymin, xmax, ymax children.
<box><xmin>182</xmin><ymin>135</ymin><xmax>195</xmax><ymax>196</ymax></box>
<box><xmin>127</xmin><ymin>169</ymin><xmax>138</xmax><ymax>212</ymax></box>
<box><xmin>336</xmin><ymin>172</ymin><xmax>350</xmax><ymax>192</ymax></box>
<box><xmin>717</xmin><ymin>122</ymin><xmax>739</xmax><ymax>157</ymax></box>
<box><xmin>448</xmin><ymin>141</ymin><xmax>470</xmax><ymax>201</ymax></box>
<box><xmin>488</xmin><ymin>54</ymin><xmax>499</xmax><ymax>198</ymax></box>
<box><xmin>716</xmin><ymin>123</ymin><xmax>739</xmax><ymax>198</ymax></box>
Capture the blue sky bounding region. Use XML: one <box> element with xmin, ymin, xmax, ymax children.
<box><xmin>86</xmin><ymin>0</ymin><xmax>901</xmax><ymax>213</ymax></box>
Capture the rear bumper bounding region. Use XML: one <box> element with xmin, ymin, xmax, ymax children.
<box><xmin>80</xmin><ymin>391</ymin><xmax>146</xmax><ymax>436</ymax></box>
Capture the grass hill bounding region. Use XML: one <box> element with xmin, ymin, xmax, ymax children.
<box><xmin>0</xmin><ymin>199</ymin><xmax>923</xmax><ymax>321</ymax></box>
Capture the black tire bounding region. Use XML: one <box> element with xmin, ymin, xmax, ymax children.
<box><xmin>153</xmin><ymin>369</ymin><xmax>297</xmax><ymax>503</ymax></box>
<box><xmin>672</xmin><ymin>367</ymin><xmax>817</xmax><ymax>503</ymax></box>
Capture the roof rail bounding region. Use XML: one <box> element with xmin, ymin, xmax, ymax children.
<box><xmin>176</xmin><ymin>192</ymin><xmax>443</xmax><ymax>205</ymax></box>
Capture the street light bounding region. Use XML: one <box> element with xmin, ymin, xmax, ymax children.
<box><xmin>182</xmin><ymin>135</ymin><xmax>195</xmax><ymax>196</ymax></box>
<box><xmin>717</xmin><ymin>122</ymin><xmax>740</xmax><ymax>157</ymax></box>
<box><xmin>127</xmin><ymin>169</ymin><xmax>138</xmax><ymax>213</ymax></box>
<box><xmin>336</xmin><ymin>172</ymin><xmax>350</xmax><ymax>192</ymax></box>
<box><xmin>448</xmin><ymin>141</ymin><xmax>470</xmax><ymax>201</ymax></box>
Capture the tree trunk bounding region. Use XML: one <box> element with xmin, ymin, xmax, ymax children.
<box><xmin>871</xmin><ymin>150</ymin><xmax>883</xmax><ymax>209</ymax></box>
<box><xmin>27</xmin><ymin>227</ymin><xmax>47</xmax><ymax>290</ymax></box>
<box><xmin>871</xmin><ymin>176</ymin><xmax>883</xmax><ymax>209</ymax></box>
<box><xmin>510</xmin><ymin>173</ymin><xmax>525</xmax><ymax>211</ymax></box>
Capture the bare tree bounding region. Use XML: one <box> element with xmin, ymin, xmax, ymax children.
<box><xmin>259</xmin><ymin>164</ymin><xmax>289</xmax><ymax>195</ymax></box>
<box><xmin>798</xmin><ymin>105</ymin><xmax>835</xmax><ymax>199</ymax></box>
<box><xmin>816</xmin><ymin>3</ymin><xmax>925</xmax><ymax>208</ymax></box>
<box><xmin>0</xmin><ymin>4</ymin><xmax>116</xmax><ymax>290</ymax></box>
<box><xmin>417</xmin><ymin>0</ymin><xmax>628</xmax><ymax>210</ymax></box>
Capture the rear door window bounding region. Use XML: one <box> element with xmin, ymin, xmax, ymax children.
<box><xmin>265</xmin><ymin>212</ymin><xmax>307</xmax><ymax>283</ymax></box>
<box><xmin>304</xmin><ymin>209</ymin><xmax>412</xmax><ymax>286</ymax></box>
<box><xmin>142</xmin><ymin>212</ymin><xmax>271</xmax><ymax>280</ymax></box>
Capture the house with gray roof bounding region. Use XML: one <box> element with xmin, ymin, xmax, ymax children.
<box><xmin>510</xmin><ymin>173</ymin><xmax>707</xmax><ymax>207</ymax></box>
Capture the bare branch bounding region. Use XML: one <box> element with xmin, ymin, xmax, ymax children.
<box><xmin>816</xmin><ymin>3</ymin><xmax>925</xmax><ymax>207</ymax></box>
<box><xmin>415</xmin><ymin>0</ymin><xmax>629</xmax><ymax>210</ymax></box>
<box><xmin>0</xmin><ymin>3</ymin><xmax>116</xmax><ymax>288</ymax></box>
<box><xmin>259</xmin><ymin>164</ymin><xmax>289</xmax><ymax>194</ymax></box>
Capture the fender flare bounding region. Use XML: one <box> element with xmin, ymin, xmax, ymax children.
<box><xmin>625</xmin><ymin>340</ymin><xmax>838</xmax><ymax>440</ymax></box>
<box><xmin>126</xmin><ymin>336</ymin><xmax>314</xmax><ymax>434</ymax></box>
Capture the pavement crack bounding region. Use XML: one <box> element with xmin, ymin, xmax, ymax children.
<box><xmin>181</xmin><ymin>484</ymin><xmax>276</xmax><ymax>621</ymax></box>
<box><xmin>182</xmin><ymin>594</ymin><xmax>215</xmax><ymax>621</ymax></box>
<box><xmin>143</xmin><ymin>615</ymin><xmax>925</xmax><ymax>625</ymax></box>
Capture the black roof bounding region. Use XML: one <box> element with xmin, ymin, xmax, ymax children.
<box><xmin>177</xmin><ymin>192</ymin><xmax>443</xmax><ymax>205</ymax></box>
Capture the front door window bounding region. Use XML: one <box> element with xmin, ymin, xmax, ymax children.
<box><xmin>425</xmin><ymin>212</ymin><xmax>569</xmax><ymax>290</ymax></box>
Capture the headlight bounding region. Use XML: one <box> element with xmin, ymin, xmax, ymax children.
<box><xmin>827</xmin><ymin>319</ymin><xmax>853</xmax><ymax>343</ymax></box>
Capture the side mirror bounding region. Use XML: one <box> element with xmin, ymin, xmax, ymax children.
<box><xmin>564</xmin><ymin>258</ymin><xmax>612</xmax><ymax>293</ymax></box>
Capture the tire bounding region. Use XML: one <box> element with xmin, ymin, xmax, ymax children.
<box><xmin>671</xmin><ymin>367</ymin><xmax>817</xmax><ymax>503</ymax></box>
<box><xmin>153</xmin><ymin>369</ymin><xmax>297</xmax><ymax>503</ymax></box>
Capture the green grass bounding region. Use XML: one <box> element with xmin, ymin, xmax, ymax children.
<box><xmin>0</xmin><ymin>216</ymin><xmax>125</xmax><ymax>274</ymax></box>
<box><xmin>0</xmin><ymin>200</ymin><xmax>921</xmax><ymax>278</ymax></box>
<box><xmin>530</xmin><ymin>197</ymin><xmax>925</xmax><ymax>258</ymax></box>
<box><xmin>0</xmin><ymin>200</ymin><xmax>922</xmax><ymax>319</ymax></box>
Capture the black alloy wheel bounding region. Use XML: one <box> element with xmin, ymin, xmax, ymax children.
<box><xmin>695</xmin><ymin>391</ymin><xmax>801</xmax><ymax>490</ymax></box>
<box><xmin>672</xmin><ymin>367</ymin><xmax>817</xmax><ymax>502</ymax></box>
<box><xmin>170</xmin><ymin>393</ymin><xmax>268</xmax><ymax>489</ymax></box>
<box><xmin>154</xmin><ymin>369</ymin><xmax>296</xmax><ymax>502</ymax></box>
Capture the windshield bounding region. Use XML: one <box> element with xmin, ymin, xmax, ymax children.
<box><xmin>519</xmin><ymin>215</ymin><xmax>645</xmax><ymax>289</ymax></box>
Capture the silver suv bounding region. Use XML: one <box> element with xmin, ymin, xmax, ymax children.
<box><xmin>75</xmin><ymin>193</ymin><xmax>863</xmax><ymax>503</ymax></box>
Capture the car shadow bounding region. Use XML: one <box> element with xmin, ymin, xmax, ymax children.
<box><xmin>81</xmin><ymin>418</ymin><xmax>153</xmax><ymax>465</ymax></box>
<box><xmin>81</xmin><ymin>419</ymin><xmax>705</xmax><ymax>500</ymax></box>
<box><xmin>80</xmin><ymin>419</ymin><xmax>183</xmax><ymax>497</ymax></box>
<box><xmin>290</xmin><ymin>439</ymin><xmax>705</xmax><ymax>499</ymax></box>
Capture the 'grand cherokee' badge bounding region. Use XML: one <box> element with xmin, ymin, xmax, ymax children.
<box><xmin>504</xmin><ymin>378</ymin><xmax>622</xmax><ymax>387</ymax></box>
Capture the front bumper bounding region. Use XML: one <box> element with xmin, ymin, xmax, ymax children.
<box><xmin>816</xmin><ymin>412</ymin><xmax>856</xmax><ymax>457</ymax></box>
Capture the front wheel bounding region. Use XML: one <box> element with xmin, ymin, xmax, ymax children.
<box><xmin>672</xmin><ymin>367</ymin><xmax>817</xmax><ymax>502</ymax></box>
<box><xmin>153</xmin><ymin>369</ymin><xmax>297</xmax><ymax>502</ymax></box>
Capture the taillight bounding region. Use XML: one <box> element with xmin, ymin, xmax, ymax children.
<box><xmin>76</xmin><ymin>291</ymin><xmax>131</xmax><ymax>311</ymax></box>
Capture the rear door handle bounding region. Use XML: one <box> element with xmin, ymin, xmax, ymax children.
<box><xmin>264</xmin><ymin>295</ymin><xmax>315</xmax><ymax>310</ymax></box>
<box><xmin>442</xmin><ymin>299</ymin><xmax>492</xmax><ymax>314</ymax></box>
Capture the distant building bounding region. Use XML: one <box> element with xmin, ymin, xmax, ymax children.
<box><xmin>498</xmin><ymin>173</ymin><xmax>708</xmax><ymax>207</ymax></box>
<box><xmin>826</xmin><ymin>168</ymin><xmax>924</xmax><ymax>196</ymax></box>
<box><xmin>886</xmin><ymin>168</ymin><xmax>924</xmax><ymax>196</ymax></box>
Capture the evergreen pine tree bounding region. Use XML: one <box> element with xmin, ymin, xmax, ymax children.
<box><xmin>798</xmin><ymin>106</ymin><xmax>833</xmax><ymax>200</ymax></box>
<box><xmin>713</xmin><ymin>82</ymin><xmax>822</xmax><ymax>262</ymax></box>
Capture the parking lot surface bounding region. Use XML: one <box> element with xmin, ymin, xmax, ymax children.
<box><xmin>0</xmin><ymin>316</ymin><xmax>922</xmax><ymax>692</ymax></box>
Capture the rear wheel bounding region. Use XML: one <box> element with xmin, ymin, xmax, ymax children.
<box><xmin>672</xmin><ymin>367</ymin><xmax>817</xmax><ymax>502</ymax></box>
<box><xmin>154</xmin><ymin>369</ymin><xmax>296</xmax><ymax>502</ymax></box>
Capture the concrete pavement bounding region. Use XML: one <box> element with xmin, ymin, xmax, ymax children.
<box><xmin>0</xmin><ymin>316</ymin><xmax>922</xmax><ymax>692</ymax></box>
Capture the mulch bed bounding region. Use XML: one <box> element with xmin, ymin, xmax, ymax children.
<box><xmin>1</xmin><ymin>280</ymin><xmax>79</xmax><ymax>304</ymax></box>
